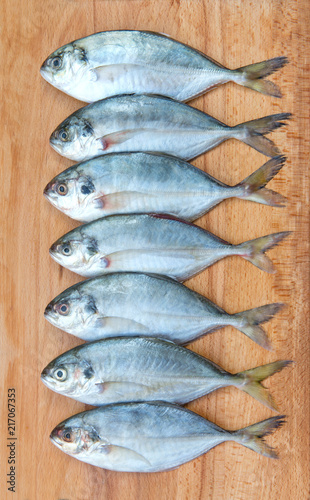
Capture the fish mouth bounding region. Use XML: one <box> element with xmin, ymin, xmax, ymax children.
<box><xmin>40</xmin><ymin>62</ymin><xmax>53</xmax><ymax>84</ymax></box>
<box><xmin>43</xmin><ymin>182</ymin><xmax>53</xmax><ymax>200</ymax></box>
<box><xmin>43</xmin><ymin>183</ymin><xmax>58</xmax><ymax>205</ymax></box>
<box><xmin>41</xmin><ymin>366</ymin><xmax>50</xmax><ymax>379</ymax></box>
<box><xmin>49</xmin><ymin>128</ymin><xmax>68</xmax><ymax>153</ymax></box>
<box><xmin>40</xmin><ymin>63</ymin><xmax>46</xmax><ymax>76</ymax></box>
<box><xmin>49</xmin><ymin>243</ymin><xmax>60</xmax><ymax>260</ymax></box>
<box><xmin>40</xmin><ymin>367</ymin><xmax>54</xmax><ymax>387</ymax></box>
<box><xmin>49</xmin><ymin>249</ymin><xmax>66</xmax><ymax>268</ymax></box>
<box><xmin>49</xmin><ymin>135</ymin><xmax>63</xmax><ymax>154</ymax></box>
<box><xmin>40</xmin><ymin>61</ymin><xmax>47</xmax><ymax>77</ymax></box>
<box><xmin>44</xmin><ymin>303</ymin><xmax>58</xmax><ymax>321</ymax></box>
<box><xmin>50</xmin><ymin>427</ymin><xmax>65</xmax><ymax>449</ymax></box>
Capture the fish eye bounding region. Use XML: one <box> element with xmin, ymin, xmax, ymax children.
<box><xmin>58</xmin><ymin>303</ymin><xmax>69</xmax><ymax>315</ymax></box>
<box><xmin>61</xmin><ymin>244</ymin><xmax>72</xmax><ymax>256</ymax></box>
<box><xmin>63</xmin><ymin>429</ymin><xmax>72</xmax><ymax>442</ymax></box>
<box><xmin>54</xmin><ymin>368</ymin><xmax>67</xmax><ymax>381</ymax></box>
<box><xmin>58</xmin><ymin>129</ymin><xmax>69</xmax><ymax>142</ymax></box>
<box><xmin>52</xmin><ymin>56</ymin><xmax>62</xmax><ymax>69</ymax></box>
<box><xmin>56</xmin><ymin>183</ymin><xmax>68</xmax><ymax>196</ymax></box>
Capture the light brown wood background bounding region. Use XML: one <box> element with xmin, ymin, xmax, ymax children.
<box><xmin>1</xmin><ymin>1</ymin><xmax>309</xmax><ymax>499</ymax></box>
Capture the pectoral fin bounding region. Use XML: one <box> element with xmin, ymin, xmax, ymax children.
<box><xmin>103</xmin><ymin>248</ymin><xmax>201</xmax><ymax>268</ymax></box>
<box><xmin>94</xmin><ymin>316</ymin><xmax>151</xmax><ymax>334</ymax></box>
<box><xmin>93</xmin><ymin>191</ymin><xmax>152</xmax><ymax>210</ymax></box>
<box><xmin>97</xmin><ymin>130</ymin><xmax>139</xmax><ymax>151</ymax></box>
<box><xmin>98</xmin><ymin>444</ymin><xmax>152</xmax><ymax>468</ymax></box>
<box><xmin>95</xmin><ymin>381</ymin><xmax>150</xmax><ymax>398</ymax></box>
<box><xmin>92</xmin><ymin>64</ymin><xmax>143</xmax><ymax>82</ymax></box>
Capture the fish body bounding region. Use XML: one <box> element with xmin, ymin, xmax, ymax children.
<box><xmin>49</xmin><ymin>94</ymin><xmax>291</xmax><ymax>162</ymax></box>
<box><xmin>50</xmin><ymin>402</ymin><xmax>286</xmax><ymax>471</ymax></box>
<box><xmin>44</xmin><ymin>272</ymin><xmax>283</xmax><ymax>349</ymax></box>
<box><xmin>49</xmin><ymin>214</ymin><xmax>290</xmax><ymax>280</ymax></box>
<box><xmin>40</xmin><ymin>31</ymin><xmax>288</xmax><ymax>103</ymax></box>
<box><xmin>43</xmin><ymin>153</ymin><xmax>286</xmax><ymax>223</ymax></box>
<box><xmin>41</xmin><ymin>336</ymin><xmax>291</xmax><ymax>408</ymax></box>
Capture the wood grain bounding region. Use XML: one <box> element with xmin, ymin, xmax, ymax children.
<box><xmin>1</xmin><ymin>1</ymin><xmax>309</xmax><ymax>499</ymax></box>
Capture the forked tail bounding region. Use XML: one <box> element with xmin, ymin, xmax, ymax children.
<box><xmin>234</xmin><ymin>57</ymin><xmax>288</xmax><ymax>97</ymax></box>
<box><xmin>233</xmin><ymin>113</ymin><xmax>291</xmax><ymax>157</ymax></box>
<box><xmin>235</xmin><ymin>231</ymin><xmax>291</xmax><ymax>273</ymax></box>
<box><xmin>233</xmin><ymin>360</ymin><xmax>292</xmax><ymax>410</ymax></box>
<box><xmin>232</xmin><ymin>415</ymin><xmax>286</xmax><ymax>458</ymax></box>
<box><xmin>232</xmin><ymin>302</ymin><xmax>285</xmax><ymax>349</ymax></box>
<box><xmin>237</xmin><ymin>156</ymin><xmax>286</xmax><ymax>207</ymax></box>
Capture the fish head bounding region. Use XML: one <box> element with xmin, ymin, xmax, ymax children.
<box><xmin>49</xmin><ymin>231</ymin><xmax>101</xmax><ymax>275</ymax></box>
<box><xmin>40</xmin><ymin>43</ymin><xmax>89</xmax><ymax>92</ymax></box>
<box><xmin>50</xmin><ymin>116</ymin><xmax>97</xmax><ymax>161</ymax></box>
<box><xmin>41</xmin><ymin>355</ymin><xmax>95</xmax><ymax>398</ymax></box>
<box><xmin>50</xmin><ymin>418</ymin><xmax>102</xmax><ymax>456</ymax></box>
<box><xmin>44</xmin><ymin>167</ymin><xmax>96</xmax><ymax>221</ymax></box>
<box><xmin>44</xmin><ymin>287</ymin><xmax>98</xmax><ymax>333</ymax></box>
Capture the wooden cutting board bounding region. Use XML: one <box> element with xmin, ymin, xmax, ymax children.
<box><xmin>1</xmin><ymin>1</ymin><xmax>309</xmax><ymax>498</ymax></box>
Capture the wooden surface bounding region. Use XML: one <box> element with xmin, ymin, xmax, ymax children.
<box><xmin>1</xmin><ymin>1</ymin><xmax>309</xmax><ymax>499</ymax></box>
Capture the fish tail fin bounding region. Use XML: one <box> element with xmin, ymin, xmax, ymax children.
<box><xmin>234</xmin><ymin>56</ymin><xmax>288</xmax><ymax>97</ymax></box>
<box><xmin>232</xmin><ymin>302</ymin><xmax>285</xmax><ymax>350</ymax></box>
<box><xmin>233</xmin><ymin>113</ymin><xmax>292</xmax><ymax>157</ymax></box>
<box><xmin>234</xmin><ymin>360</ymin><xmax>293</xmax><ymax>410</ymax></box>
<box><xmin>232</xmin><ymin>415</ymin><xmax>286</xmax><ymax>458</ymax></box>
<box><xmin>235</xmin><ymin>231</ymin><xmax>291</xmax><ymax>273</ymax></box>
<box><xmin>237</xmin><ymin>156</ymin><xmax>287</xmax><ymax>207</ymax></box>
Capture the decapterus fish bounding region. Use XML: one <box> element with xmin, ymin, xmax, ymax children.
<box><xmin>41</xmin><ymin>31</ymin><xmax>288</xmax><ymax>103</ymax></box>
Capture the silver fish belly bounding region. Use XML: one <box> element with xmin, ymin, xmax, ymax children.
<box><xmin>43</xmin><ymin>153</ymin><xmax>286</xmax><ymax>223</ymax></box>
<box><xmin>50</xmin><ymin>402</ymin><xmax>286</xmax><ymax>471</ymax></box>
<box><xmin>44</xmin><ymin>272</ymin><xmax>284</xmax><ymax>349</ymax></box>
<box><xmin>40</xmin><ymin>31</ymin><xmax>288</xmax><ymax>103</ymax></box>
<box><xmin>49</xmin><ymin>214</ymin><xmax>290</xmax><ymax>279</ymax></box>
<box><xmin>49</xmin><ymin>94</ymin><xmax>291</xmax><ymax>162</ymax></box>
<box><xmin>41</xmin><ymin>336</ymin><xmax>291</xmax><ymax>408</ymax></box>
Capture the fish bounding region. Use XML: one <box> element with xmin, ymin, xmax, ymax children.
<box><xmin>50</xmin><ymin>402</ymin><xmax>286</xmax><ymax>471</ymax></box>
<box><xmin>40</xmin><ymin>31</ymin><xmax>288</xmax><ymax>103</ymax></box>
<box><xmin>41</xmin><ymin>336</ymin><xmax>291</xmax><ymax>408</ymax></box>
<box><xmin>49</xmin><ymin>214</ymin><xmax>290</xmax><ymax>280</ymax></box>
<box><xmin>44</xmin><ymin>272</ymin><xmax>284</xmax><ymax>349</ymax></box>
<box><xmin>43</xmin><ymin>153</ymin><xmax>286</xmax><ymax>223</ymax></box>
<box><xmin>49</xmin><ymin>94</ymin><xmax>291</xmax><ymax>162</ymax></box>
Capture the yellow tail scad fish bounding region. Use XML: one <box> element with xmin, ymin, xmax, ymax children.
<box><xmin>49</xmin><ymin>214</ymin><xmax>290</xmax><ymax>280</ymax></box>
<box><xmin>44</xmin><ymin>153</ymin><xmax>286</xmax><ymax>223</ymax></box>
<box><xmin>44</xmin><ymin>273</ymin><xmax>283</xmax><ymax>349</ymax></box>
<box><xmin>40</xmin><ymin>31</ymin><xmax>288</xmax><ymax>103</ymax></box>
<box><xmin>50</xmin><ymin>402</ymin><xmax>286</xmax><ymax>472</ymax></box>
<box><xmin>49</xmin><ymin>94</ymin><xmax>291</xmax><ymax>162</ymax></box>
<box><xmin>41</xmin><ymin>337</ymin><xmax>291</xmax><ymax>408</ymax></box>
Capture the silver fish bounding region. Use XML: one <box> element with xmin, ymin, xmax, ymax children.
<box><xmin>49</xmin><ymin>94</ymin><xmax>291</xmax><ymax>162</ymax></box>
<box><xmin>43</xmin><ymin>153</ymin><xmax>286</xmax><ymax>223</ymax></box>
<box><xmin>50</xmin><ymin>402</ymin><xmax>286</xmax><ymax>471</ymax></box>
<box><xmin>49</xmin><ymin>214</ymin><xmax>290</xmax><ymax>280</ymax></box>
<box><xmin>44</xmin><ymin>272</ymin><xmax>284</xmax><ymax>349</ymax></box>
<box><xmin>41</xmin><ymin>336</ymin><xmax>291</xmax><ymax>408</ymax></box>
<box><xmin>40</xmin><ymin>31</ymin><xmax>288</xmax><ymax>103</ymax></box>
